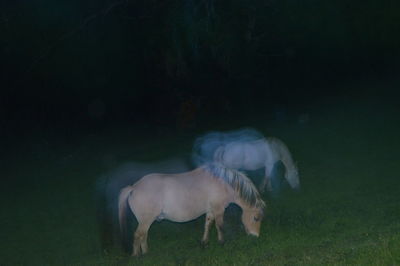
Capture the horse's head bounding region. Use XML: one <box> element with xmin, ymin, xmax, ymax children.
<box><xmin>241</xmin><ymin>207</ymin><xmax>264</xmax><ymax>237</ymax></box>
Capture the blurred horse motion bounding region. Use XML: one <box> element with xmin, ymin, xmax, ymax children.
<box><xmin>95</xmin><ymin>156</ymin><xmax>191</xmax><ymax>252</ymax></box>
<box><xmin>192</xmin><ymin>128</ymin><xmax>300</xmax><ymax>192</ymax></box>
<box><xmin>118</xmin><ymin>163</ymin><xmax>265</xmax><ymax>256</ymax></box>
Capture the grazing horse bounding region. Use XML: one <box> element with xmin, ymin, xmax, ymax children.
<box><xmin>192</xmin><ymin>128</ymin><xmax>264</xmax><ymax>167</ymax></box>
<box><xmin>118</xmin><ymin>163</ymin><xmax>265</xmax><ymax>256</ymax></box>
<box><xmin>214</xmin><ymin>137</ymin><xmax>299</xmax><ymax>192</ymax></box>
<box><xmin>95</xmin><ymin>156</ymin><xmax>191</xmax><ymax>251</ymax></box>
<box><xmin>193</xmin><ymin>129</ymin><xmax>300</xmax><ymax>192</ymax></box>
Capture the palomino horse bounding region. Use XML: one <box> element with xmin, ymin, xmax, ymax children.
<box><xmin>193</xmin><ymin>129</ymin><xmax>299</xmax><ymax>192</ymax></box>
<box><xmin>95</xmin><ymin>156</ymin><xmax>191</xmax><ymax>251</ymax></box>
<box><xmin>118</xmin><ymin>163</ymin><xmax>265</xmax><ymax>256</ymax></box>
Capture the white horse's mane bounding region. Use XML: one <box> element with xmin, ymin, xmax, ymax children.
<box><xmin>267</xmin><ymin>137</ymin><xmax>299</xmax><ymax>187</ymax></box>
<box><xmin>268</xmin><ymin>137</ymin><xmax>296</xmax><ymax>168</ymax></box>
<box><xmin>203</xmin><ymin>163</ymin><xmax>266</xmax><ymax>208</ymax></box>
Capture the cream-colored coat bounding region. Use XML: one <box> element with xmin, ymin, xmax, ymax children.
<box><xmin>119</xmin><ymin>166</ymin><xmax>264</xmax><ymax>256</ymax></box>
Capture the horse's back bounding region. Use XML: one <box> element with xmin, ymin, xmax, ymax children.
<box><xmin>218</xmin><ymin>139</ymin><xmax>264</xmax><ymax>169</ymax></box>
<box><xmin>162</xmin><ymin>169</ymin><xmax>229</xmax><ymax>207</ymax></box>
<box><xmin>132</xmin><ymin>169</ymin><xmax>231</xmax><ymax>223</ymax></box>
<box><xmin>241</xmin><ymin>139</ymin><xmax>270</xmax><ymax>169</ymax></box>
<box><xmin>192</xmin><ymin>128</ymin><xmax>264</xmax><ymax>166</ymax></box>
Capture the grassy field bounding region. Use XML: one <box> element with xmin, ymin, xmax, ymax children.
<box><xmin>1</xmin><ymin>80</ymin><xmax>400</xmax><ymax>265</ymax></box>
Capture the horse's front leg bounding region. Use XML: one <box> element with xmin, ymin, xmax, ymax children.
<box><xmin>260</xmin><ymin>166</ymin><xmax>272</xmax><ymax>193</ymax></box>
<box><xmin>140</xmin><ymin>231</ymin><xmax>149</xmax><ymax>255</ymax></box>
<box><xmin>214</xmin><ymin>208</ymin><xmax>225</xmax><ymax>243</ymax></box>
<box><xmin>201</xmin><ymin>212</ymin><xmax>214</xmax><ymax>245</ymax></box>
<box><xmin>214</xmin><ymin>212</ymin><xmax>225</xmax><ymax>244</ymax></box>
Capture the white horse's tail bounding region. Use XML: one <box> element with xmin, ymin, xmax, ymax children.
<box><xmin>118</xmin><ymin>186</ymin><xmax>134</xmax><ymax>234</ymax></box>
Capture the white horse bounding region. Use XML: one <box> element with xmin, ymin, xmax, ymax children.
<box><xmin>193</xmin><ymin>129</ymin><xmax>299</xmax><ymax>192</ymax></box>
<box><xmin>214</xmin><ymin>137</ymin><xmax>299</xmax><ymax>192</ymax></box>
<box><xmin>192</xmin><ymin>128</ymin><xmax>264</xmax><ymax>166</ymax></box>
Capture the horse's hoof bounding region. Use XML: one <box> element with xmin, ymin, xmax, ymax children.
<box><xmin>200</xmin><ymin>240</ymin><xmax>209</xmax><ymax>248</ymax></box>
<box><xmin>218</xmin><ymin>239</ymin><xmax>225</xmax><ymax>245</ymax></box>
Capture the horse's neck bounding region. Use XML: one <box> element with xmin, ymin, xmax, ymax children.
<box><xmin>263</xmin><ymin>140</ymin><xmax>278</xmax><ymax>167</ymax></box>
<box><xmin>233</xmin><ymin>196</ymin><xmax>252</xmax><ymax>211</ymax></box>
<box><xmin>233</xmin><ymin>198</ymin><xmax>245</xmax><ymax>210</ymax></box>
<box><xmin>281</xmin><ymin>152</ymin><xmax>295</xmax><ymax>170</ymax></box>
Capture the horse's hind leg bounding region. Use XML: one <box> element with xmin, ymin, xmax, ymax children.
<box><xmin>140</xmin><ymin>230</ymin><xmax>149</xmax><ymax>254</ymax></box>
<box><xmin>133</xmin><ymin>223</ymin><xmax>150</xmax><ymax>256</ymax></box>
<box><xmin>201</xmin><ymin>212</ymin><xmax>214</xmax><ymax>245</ymax></box>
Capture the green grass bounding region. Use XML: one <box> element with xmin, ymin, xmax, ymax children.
<box><xmin>1</xmin><ymin>84</ymin><xmax>400</xmax><ymax>265</ymax></box>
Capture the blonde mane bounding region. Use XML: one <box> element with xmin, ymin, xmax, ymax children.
<box><xmin>203</xmin><ymin>163</ymin><xmax>265</xmax><ymax>209</ymax></box>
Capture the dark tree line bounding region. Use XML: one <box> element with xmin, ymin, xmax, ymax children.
<box><xmin>1</xmin><ymin>0</ymin><xmax>399</xmax><ymax>123</ymax></box>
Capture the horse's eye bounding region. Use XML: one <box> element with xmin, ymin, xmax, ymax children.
<box><xmin>254</xmin><ymin>216</ymin><xmax>260</xmax><ymax>222</ymax></box>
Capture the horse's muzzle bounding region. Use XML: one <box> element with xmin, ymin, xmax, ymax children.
<box><xmin>247</xmin><ymin>231</ymin><xmax>259</xmax><ymax>237</ymax></box>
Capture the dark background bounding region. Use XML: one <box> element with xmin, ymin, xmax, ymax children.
<box><xmin>1</xmin><ymin>2</ymin><xmax>400</xmax><ymax>263</ymax></box>
<box><xmin>1</xmin><ymin>0</ymin><xmax>399</xmax><ymax>133</ymax></box>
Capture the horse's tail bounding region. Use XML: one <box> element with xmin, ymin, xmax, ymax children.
<box><xmin>118</xmin><ymin>186</ymin><xmax>134</xmax><ymax>235</ymax></box>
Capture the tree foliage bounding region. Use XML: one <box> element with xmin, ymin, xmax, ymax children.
<box><xmin>1</xmin><ymin>0</ymin><xmax>399</xmax><ymax>91</ymax></box>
